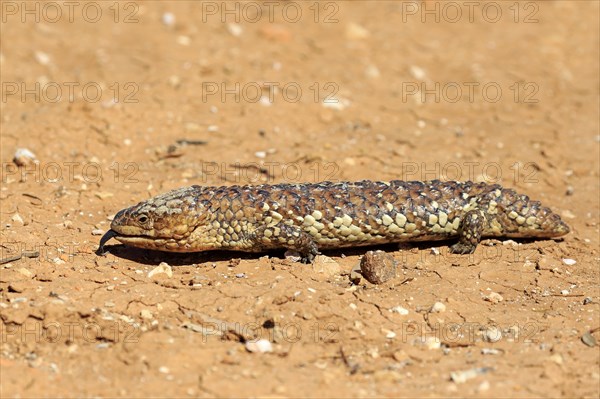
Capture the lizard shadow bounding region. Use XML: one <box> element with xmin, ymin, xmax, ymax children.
<box><xmin>98</xmin><ymin>237</ymin><xmax>564</xmax><ymax>267</ymax></box>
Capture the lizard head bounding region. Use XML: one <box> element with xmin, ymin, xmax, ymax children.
<box><xmin>97</xmin><ymin>186</ymin><xmax>209</xmax><ymax>254</ymax></box>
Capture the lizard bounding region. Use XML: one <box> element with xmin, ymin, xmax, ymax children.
<box><xmin>97</xmin><ymin>180</ymin><xmax>570</xmax><ymax>263</ymax></box>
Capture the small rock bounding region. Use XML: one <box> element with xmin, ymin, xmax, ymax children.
<box><xmin>311</xmin><ymin>255</ymin><xmax>341</xmax><ymax>276</ymax></box>
<box><xmin>177</xmin><ymin>35</ymin><xmax>191</xmax><ymax>46</ymax></box>
<box><xmin>450</xmin><ymin>367</ymin><xmax>492</xmax><ymax>384</ymax></box>
<box><xmin>390</xmin><ymin>306</ymin><xmax>409</xmax><ymax>315</ymax></box>
<box><xmin>148</xmin><ymin>262</ymin><xmax>173</xmax><ymax>279</ymax></box>
<box><xmin>549</xmin><ymin>353</ymin><xmax>563</xmax><ymax>365</ymax></box>
<box><xmin>245</xmin><ymin>339</ymin><xmax>273</xmax><ymax>353</ymax></box>
<box><xmin>34</xmin><ymin>51</ymin><xmax>51</xmax><ymax>65</ymax></box>
<box><xmin>409</xmin><ymin>65</ymin><xmax>426</xmax><ymax>80</ymax></box>
<box><xmin>424</xmin><ymin>337</ymin><xmax>441</xmax><ymax>350</ymax></box>
<box><xmin>158</xmin><ymin>366</ymin><xmax>170</xmax><ymax>374</ymax></box>
<box><xmin>161</xmin><ymin>12</ymin><xmax>175</xmax><ymax>27</ymax></box>
<box><xmin>360</xmin><ymin>250</ymin><xmax>397</xmax><ymax>284</ymax></box>
<box><xmin>227</xmin><ymin>23</ymin><xmax>243</xmax><ymax>37</ymax></box>
<box><xmin>562</xmin><ymin>258</ymin><xmax>576</xmax><ymax>266</ymax></box>
<box><xmin>13</xmin><ymin>148</ymin><xmax>37</xmax><ymax>166</ymax></box>
<box><xmin>140</xmin><ymin>309</ymin><xmax>153</xmax><ymax>319</ymax></box>
<box><xmin>284</xmin><ymin>250</ymin><xmax>301</xmax><ymax>263</ymax></box>
<box><xmin>565</xmin><ymin>186</ymin><xmax>574</xmax><ymax>196</ymax></box>
<box><xmin>11</xmin><ymin>214</ymin><xmax>24</xmax><ymax>226</ymax></box>
<box><xmin>477</xmin><ymin>381</ymin><xmax>490</xmax><ymax>392</ymax></box>
<box><xmin>94</xmin><ymin>192</ymin><xmax>114</xmax><ymax>200</ymax></box>
<box><xmin>484</xmin><ymin>292</ymin><xmax>504</xmax><ymax>303</ymax></box>
<box><xmin>483</xmin><ymin>326</ymin><xmax>502</xmax><ymax>343</ymax></box>
<box><xmin>91</xmin><ymin>229</ymin><xmax>104</xmax><ymax>236</ymax></box>
<box><xmin>430</xmin><ymin>302</ymin><xmax>446</xmax><ymax>313</ymax></box>
<box><xmin>254</xmin><ymin>151</ymin><xmax>266</xmax><ymax>159</ymax></box>
<box><xmin>583</xmin><ymin>297</ymin><xmax>593</xmax><ymax>305</ymax></box>
<box><xmin>561</xmin><ymin>210</ymin><xmax>576</xmax><ymax>219</ymax></box>
<box><xmin>383</xmin><ymin>329</ymin><xmax>396</xmax><ymax>339</ymax></box>
<box><xmin>581</xmin><ymin>332</ymin><xmax>597</xmax><ymax>347</ymax></box>
<box><xmin>481</xmin><ymin>348</ymin><xmax>502</xmax><ymax>355</ymax></box>
<box><xmin>346</xmin><ymin>22</ymin><xmax>370</xmax><ymax>39</ymax></box>
<box><xmin>392</xmin><ymin>350</ymin><xmax>409</xmax><ymax>362</ymax></box>
<box><xmin>560</xmin><ymin>289</ymin><xmax>570</xmax><ymax>295</ymax></box>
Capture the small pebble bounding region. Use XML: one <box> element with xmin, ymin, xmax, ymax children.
<box><xmin>390</xmin><ymin>306</ymin><xmax>409</xmax><ymax>315</ymax></box>
<box><xmin>583</xmin><ymin>297</ymin><xmax>593</xmax><ymax>305</ymax></box>
<box><xmin>245</xmin><ymin>339</ymin><xmax>273</xmax><ymax>353</ymax></box>
<box><xmin>483</xmin><ymin>327</ymin><xmax>502</xmax><ymax>343</ymax></box>
<box><xmin>254</xmin><ymin>151</ymin><xmax>266</xmax><ymax>159</ymax></box>
<box><xmin>484</xmin><ymin>292</ymin><xmax>504</xmax><ymax>303</ymax></box>
<box><xmin>159</xmin><ymin>366</ymin><xmax>170</xmax><ymax>374</ymax></box>
<box><xmin>345</xmin><ymin>22</ymin><xmax>370</xmax><ymax>39</ymax></box>
<box><xmin>11</xmin><ymin>214</ymin><xmax>24</xmax><ymax>226</ymax></box>
<box><xmin>560</xmin><ymin>289</ymin><xmax>570</xmax><ymax>295</ymax></box>
<box><xmin>409</xmin><ymin>65</ymin><xmax>426</xmax><ymax>80</ymax></box>
<box><xmin>566</xmin><ymin>186</ymin><xmax>574</xmax><ymax>195</ymax></box>
<box><xmin>227</xmin><ymin>23</ymin><xmax>243</xmax><ymax>37</ymax></box>
<box><xmin>481</xmin><ymin>348</ymin><xmax>502</xmax><ymax>355</ymax></box>
<box><xmin>91</xmin><ymin>229</ymin><xmax>104</xmax><ymax>236</ymax></box>
<box><xmin>360</xmin><ymin>250</ymin><xmax>397</xmax><ymax>284</ymax></box>
<box><xmin>450</xmin><ymin>367</ymin><xmax>492</xmax><ymax>384</ymax></box>
<box><xmin>140</xmin><ymin>309</ymin><xmax>153</xmax><ymax>319</ymax></box>
<box><xmin>581</xmin><ymin>332</ymin><xmax>597</xmax><ymax>347</ymax></box>
<box><xmin>162</xmin><ymin>12</ymin><xmax>175</xmax><ymax>26</ymax></box>
<box><xmin>424</xmin><ymin>337</ymin><xmax>441</xmax><ymax>350</ymax></box>
<box><xmin>13</xmin><ymin>148</ymin><xmax>37</xmax><ymax>166</ymax></box>
<box><xmin>235</xmin><ymin>273</ymin><xmax>246</xmax><ymax>278</ymax></box>
<box><xmin>562</xmin><ymin>258</ymin><xmax>576</xmax><ymax>266</ymax></box>
<box><xmin>148</xmin><ymin>262</ymin><xmax>173</xmax><ymax>278</ymax></box>
<box><xmin>34</xmin><ymin>51</ymin><xmax>50</xmax><ymax>65</ymax></box>
<box><xmin>430</xmin><ymin>302</ymin><xmax>446</xmax><ymax>313</ymax></box>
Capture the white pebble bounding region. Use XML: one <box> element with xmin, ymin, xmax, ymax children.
<box><xmin>430</xmin><ymin>302</ymin><xmax>446</xmax><ymax>313</ymax></box>
<box><xmin>484</xmin><ymin>292</ymin><xmax>504</xmax><ymax>303</ymax></box>
<box><xmin>409</xmin><ymin>65</ymin><xmax>426</xmax><ymax>80</ymax></box>
<box><xmin>560</xmin><ymin>289</ymin><xmax>570</xmax><ymax>295</ymax></box>
<box><xmin>483</xmin><ymin>327</ymin><xmax>502</xmax><ymax>343</ymax></box>
<box><xmin>13</xmin><ymin>148</ymin><xmax>37</xmax><ymax>166</ymax></box>
<box><xmin>35</xmin><ymin>51</ymin><xmax>51</xmax><ymax>65</ymax></box>
<box><xmin>148</xmin><ymin>262</ymin><xmax>173</xmax><ymax>278</ymax></box>
<box><xmin>207</xmin><ymin>125</ymin><xmax>219</xmax><ymax>132</ymax></box>
<box><xmin>227</xmin><ymin>23</ymin><xmax>243</xmax><ymax>37</ymax></box>
<box><xmin>158</xmin><ymin>366</ymin><xmax>170</xmax><ymax>374</ymax></box>
<box><xmin>245</xmin><ymin>339</ymin><xmax>272</xmax><ymax>353</ymax></box>
<box><xmin>562</xmin><ymin>258</ymin><xmax>576</xmax><ymax>266</ymax></box>
<box><xmin>177</xmin><ymin>35</ymin><xmax>191</xmax><ymax>46</ymax></box>
<box><xmin>91</xmin><ymin>229</ymin><xmax>104</xmax><ymax>236</ymax></box>
<box><xmin>254</xmin><ymin>151</ymin><xmax>267</xmax><ymax>159</ymax></box>
<box><xmin>140</xmin><ymin>309</ymin><xmax>153</xmax><ymax>319</ymax></box>
<box><xmin>390</xmin><ymin>306</ymin><xmax>409</xmax><ymax>315</ymax></box>
<box><xmin>162</xmin><ymin>12</ymin><xmax>175</xmax><ymax>27</ymax></box>
<box><xmin>11</xmin><ymin>214</ymin><xmax>24</xmax><ymax>226</ymax></box>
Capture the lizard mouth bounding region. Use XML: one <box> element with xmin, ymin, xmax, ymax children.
<box><xmin>97</xmin><ymin>229</ymin><xmax>160</xmax><ymax>255</ymax></box>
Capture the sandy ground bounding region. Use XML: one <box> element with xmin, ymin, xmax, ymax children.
<box><xmin>1</xmin><ymin>1</ymin><xmax>599</xmax><ymax>397</ymax></box>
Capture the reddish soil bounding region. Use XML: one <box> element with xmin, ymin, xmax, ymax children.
<box><xmin>1</xmin><ymin>1</ymin><xmax>599</xmax><ymax>397</ymax></box>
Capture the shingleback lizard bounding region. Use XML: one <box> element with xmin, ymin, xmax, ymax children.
<box><xmin>97</xmin><ymin>180</ymin><xmax>570</xmax><ymax>262</ymax></box>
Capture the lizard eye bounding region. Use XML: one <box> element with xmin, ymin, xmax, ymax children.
<box><xmin>137</xmin><ymin>214</ymin><xmax>149</xmax><ymax>224</ymax></box>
